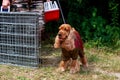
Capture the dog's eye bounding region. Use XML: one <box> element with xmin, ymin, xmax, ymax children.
<box><xmin>64</xmin><ymin>27</ymin><xmax>70</xmax><ymax>31</ymax></box>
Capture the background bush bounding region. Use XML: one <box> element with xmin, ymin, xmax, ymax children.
<box><xmin>44</xmin><ymin>0</ymin><xmax>120</xmax><ymax>47</ymax></box>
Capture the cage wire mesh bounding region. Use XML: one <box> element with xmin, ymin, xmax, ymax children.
<box><xmin>0</xmin><ymin>12</ymin><xmax>42</xmax><ymax>67</ymax></box>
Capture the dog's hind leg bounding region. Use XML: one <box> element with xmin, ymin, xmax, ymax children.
<box><xmin>79</xmin><ymin>50</ymin><xmax>88</xmax><ymax>68</ymax></box>
<box><xmin>80</xmin><ymin>56</ymin><xmax>88</xmax><ymax>67</ymax></box>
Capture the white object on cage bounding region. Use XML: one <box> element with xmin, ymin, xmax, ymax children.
<box><xmin>44</xmin><ymin>1</ymin><xmax>59</xmax><ymax>12</ymax></box>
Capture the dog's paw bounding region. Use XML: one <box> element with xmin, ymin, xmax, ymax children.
<box><xmin>70</xmin><ymin>67</ymin><xmax>77</xmax><ymax>74</ymax></box>
<box><xmin>70</xmin><ymin>64</ymin><xmax>80</xmax><ymax>73</ymax></box>
<box><xmin>81</xmin><ymin>64</ymin><xmax>88</xmax><ymax>71</ymax></box>
<box><xmin>54</xmin><ymin>44</ymin><xmax>60</xmax><ymax>48</ymax></box>
<box><xmin>56</xmin><ymin>67</ymin><xmax>65</xmax><ymax>72</ymax></box>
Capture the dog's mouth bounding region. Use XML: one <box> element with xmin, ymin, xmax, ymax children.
<box><xmin>59</xmin><ymin>37</ymin><xmax>64</xmax><ymax>41</ymax></box>
<box><xmin>58</xmin><ymin>34</ymin><xmax>67</xmax><ymax>41</ymax></box>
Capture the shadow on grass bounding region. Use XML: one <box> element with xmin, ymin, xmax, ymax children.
<box><xmin>40</xmin><ymin>41</ymin><xmax>61</xmax><ymax>67</ymax></box>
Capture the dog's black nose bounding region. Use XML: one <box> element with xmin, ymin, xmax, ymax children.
<box><xmin>58</xmin><ymin>34</ymin><xmax>61</xmax><ymax>37</ymax></box>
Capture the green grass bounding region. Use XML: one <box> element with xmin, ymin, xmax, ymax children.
<box><xmin>0</xmin><ymin>42</ymin><xmax>119</xmax><ymax>80</ymax></box>
<box><xmin>17</xmin><ymin>76</ymin><xmax>31</xmax><ymax>80</ymax></box>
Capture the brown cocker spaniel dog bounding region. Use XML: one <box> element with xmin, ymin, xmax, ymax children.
<box><xmin>54</xmin><ymin>24</ymin><xmax>88</xmax><ymax>73</ymax></box>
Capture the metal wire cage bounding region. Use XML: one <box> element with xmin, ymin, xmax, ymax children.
<box><xmin>0</xmin><ymin>12</ymin><xmax>42</xmax><ymax>67</ymax></box>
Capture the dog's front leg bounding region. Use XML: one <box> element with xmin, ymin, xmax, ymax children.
<box><xmin>57</xmin><ymin>60</ymin><xmax>68</xmax><ymax>72</ymax></box>
<box><xmin>54</xmin><ymin>36</ymin><xmax>60</xmax><ymax>48</ymax></box>
<box><xmin>70</xmin><ymin>60</ymin><xmax>80</xmax><ymax>73</ymax></box>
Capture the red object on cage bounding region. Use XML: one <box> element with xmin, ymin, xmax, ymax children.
<box><xmin>44</xmin><ymin>9</ymin><xmax>59</xmax><ymax>22</ymax></box>
<box><xmin>44</xmin><ymin>1</ymin><xmax>60</xmax><ymax>22</ymax></box>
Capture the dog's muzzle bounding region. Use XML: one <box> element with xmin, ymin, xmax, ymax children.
<box><xmin>58</xmin><ymin>33</ymin><xmax>62</xmax><ymax>37</ymax></box>
<box><xmin>58</xmin><ymin>33</ymin><xmax>68</xmax><ymax>42</ymax></box>
<box><xmin>58</xmin><ymin>33</ymin><xmax>63</xmax><ymax>40</ymax></box>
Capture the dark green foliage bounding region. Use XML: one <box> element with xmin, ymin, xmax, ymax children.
<box><xmin>45</xmin><ymin>0</ymin><xmax>120</xmax><ymax>47</ymax></box>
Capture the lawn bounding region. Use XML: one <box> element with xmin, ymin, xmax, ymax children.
<box><xmin>0</xmin><ymin>42</ymin><xmax>120</xmax><ymax>80</ymax></box>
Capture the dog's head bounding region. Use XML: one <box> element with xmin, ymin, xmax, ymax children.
<box><xmin>57</xmin><ymin>24</ymin><xmax>72</xmax><ymax>41</ymax></box>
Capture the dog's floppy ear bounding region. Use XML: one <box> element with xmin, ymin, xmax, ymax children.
<box><xmin>59</xmin><ymin>25</ymin><xmax>64</xmax><ymax>30</ymax></box>
<box><xmin>59</xmin><ymin>24</ymin><xmax>71</xmax><ymax>31</ymax></box>
<box><xmin>64</xmin><ymin>24</ymin><xmax>71</xmax><ymax>31</ymax></box>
